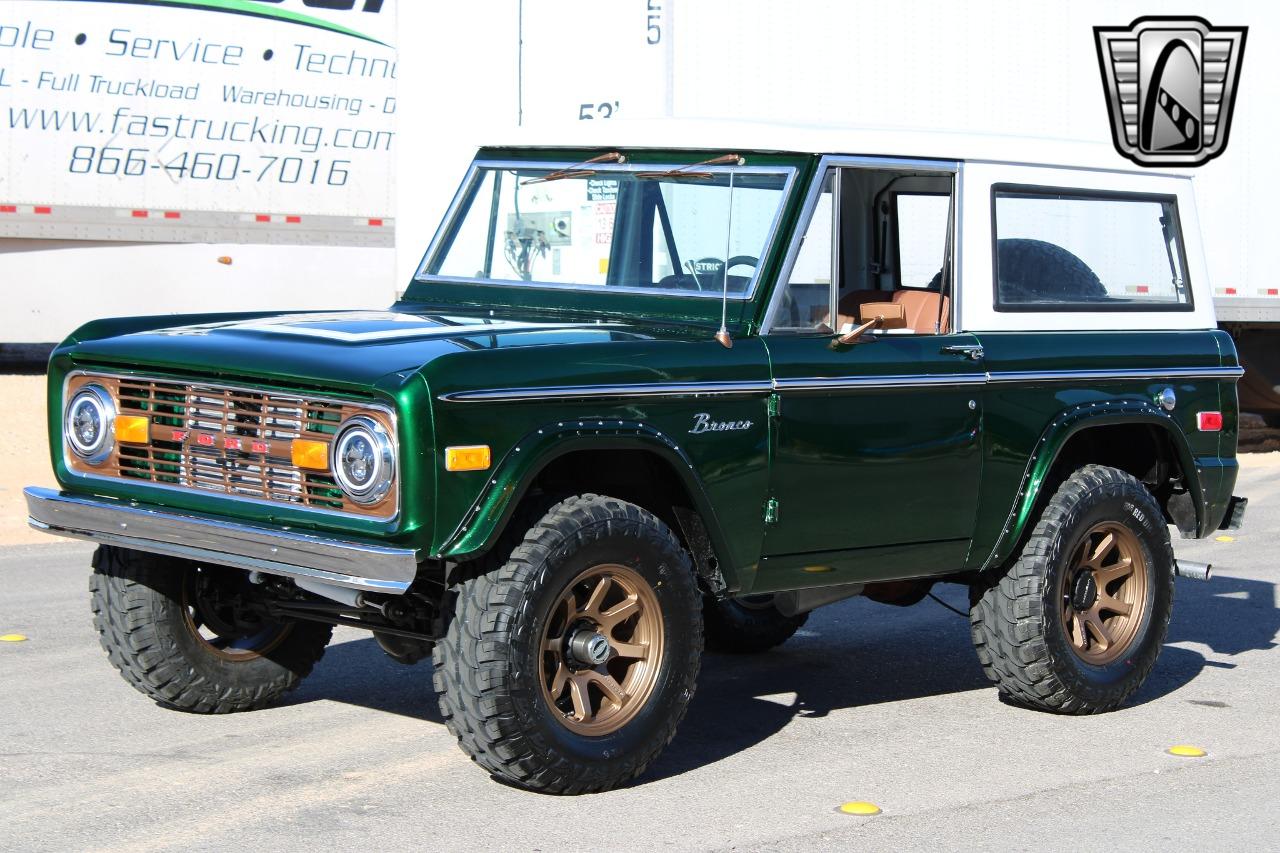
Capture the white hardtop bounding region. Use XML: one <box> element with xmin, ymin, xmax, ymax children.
<box><xmin>496</xmin><ymin>119</ymin><xmax>1190</xmax><ymax>178</ymax></box>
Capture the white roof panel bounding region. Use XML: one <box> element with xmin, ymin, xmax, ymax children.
<box><xmin>493</xmin><ymin>119</ymin><xmax>1190</xmax><ymax>177</ymax></box>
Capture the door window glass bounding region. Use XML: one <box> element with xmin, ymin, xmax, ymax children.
<box><xmin>772</xmin><ymin>170</ymin><xmax>835</xmax><ymax>330</ymax></box>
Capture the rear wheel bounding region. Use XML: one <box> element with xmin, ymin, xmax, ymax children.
<box><xmin>703</xmin><ymin>595</ymin><xmax>809</xmax><ymax>653</ymax></box>
<box><xmin>90</xmin><ymin>545</ymin><xmax>331</xmax><ymax>713</ymax></box>
<box><xmin>433</xmin><ymin>494</ymin><xmax>702</xmax><ymax>794</ymax></box>
<box><xmin>969</xmin><ymin>465</ymin><xmax>1173</xmax><ymax>714</ymax></box>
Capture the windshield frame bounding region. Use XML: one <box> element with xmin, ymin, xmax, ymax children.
<box><xmin>414</xmin><ymin>158</ymin><xmax>800</xmax><ymax>302</ymax></box>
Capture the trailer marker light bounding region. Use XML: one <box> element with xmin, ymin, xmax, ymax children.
<box><xmin>291</xmin><ymin>439</ymin><xmax>329</xmax><ymax>471</ymax></box>
<box><xmin>0</xmin><ymin>205</ymin><xmax>16</xmax><ymax>213</ymax></box>
<box><xmin>114</xmin><ymin>415</ymin><xmax>149</xmax><ymax>444</ymax></box>
<box><xmin>34</xmin><ymin>206</ymin><xmax>51</xmax><ymax>215</ymax></box>
<box><xmin>164</xmin><ymin>211</ymin><xmax>181</xmax><ymax>220</ymax></box>
<box><xmin>445</xmin><ymin>445</ymin><xmax>491</xmax><ymax>472</ymax></box>
<box><xmin>131</xmin><ymin>210</ymin><xmax>149</xmax><ymax>219</ymax></box>
<box><xmin>1197</xmin><ymin>412</ymin><xmax>1223</xmax><ymax>432</ymax></box>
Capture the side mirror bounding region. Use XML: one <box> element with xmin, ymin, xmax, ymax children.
<box><xmin>836</xmin><ymin>302</ymin><xmax>906</xmax><ymax>345</ymax></box>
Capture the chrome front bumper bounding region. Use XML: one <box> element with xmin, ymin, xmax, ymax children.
<box><xmin>24</xmin><ymin>486</ymin><xmax>418</xmax><ymax>593</ymax></box>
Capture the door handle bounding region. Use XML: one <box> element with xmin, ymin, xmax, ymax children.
<box><xmin>941</xmin><ymin>344</ymin><xmax>984</xmax><ymax>360</ymax></box>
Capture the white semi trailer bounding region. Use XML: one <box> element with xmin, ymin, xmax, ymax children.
<box><xmin>0</xmin><ymin>0</ymin><xmax>399</xmax><ymax>355</ymax></box>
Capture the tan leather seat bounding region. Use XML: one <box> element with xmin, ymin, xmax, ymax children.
<box><xmin>891</xmin><ymin>289</ymin><xmax>950</xmax><ymax>334</ymax></box>
<box><xmin>822</xmin><ymin>289</ymin><xmax>950</xmax><ymax>334</ymax></box>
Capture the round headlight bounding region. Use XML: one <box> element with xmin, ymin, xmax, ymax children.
<box><xmin>65</xmin><ymin>384</ymin><xmax>115</xmax><ymax>465</ymax></box>
<box><xmin>330</xmin><ymin>416</ymin><xmax>394</xmax><ymax>505</ymax></box>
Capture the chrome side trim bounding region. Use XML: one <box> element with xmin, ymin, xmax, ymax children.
<box><xmin>774</xmin><ymin>373</ymin><xmax>988</xmax><ymax>391</ymax></box>
<box><xmin>439</xmin><ymin>380</ymin><xmax>774</xmax><ymax>403</ymax></box>
<box><xmin>25</xmin><ymin>486</ymin><xmax>417</xmax><ymax>594</ymax></box>
<box><xmin>987</xmin><ymin>367</ymin><xmax>1246</xmax><ymax>384</ymax></box>
<box><xmin>439</xmin><ymin>366</ymin><xmax>1242</xmax><ymax>402</ymax></box>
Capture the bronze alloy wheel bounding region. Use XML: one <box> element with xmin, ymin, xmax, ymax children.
<box><xmin>1059</xmin><ymin>522</ymin><xmax>1150</xmax><ymax>665</ymax></box>
<box><xmin>540</xmin><ymin>563</ymin><xmax>665</xmax><ymax>736</ymax></box>
<box><xmin>181</xmin><ymin>568</ymin><xmax>291</xmax><ymax>662</ymax></box>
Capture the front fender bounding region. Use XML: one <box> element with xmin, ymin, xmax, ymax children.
<box><xmin>979</xmin><ymin>399</ymin><xmax>1202</xmax><ymax>571</ymax></box>
<box><xmin>434</xmin><ymin>418</ymin><xmax>741</xmax><ymax>588</ymax></box>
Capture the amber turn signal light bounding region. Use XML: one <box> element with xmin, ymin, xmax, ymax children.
<box><xmin>114</xmin><ymin>415</ymin><xmax>150</xmax><ymax>445</ymax></box>
<box><xmin>445</xmin><ymin>445</ymin><xmax>491</xmax><ymax>472</ymax></box>
<box><xmin>291</xmin><ymin>438</ymin><xmax>330</xmax><ymax>470</ymax></box>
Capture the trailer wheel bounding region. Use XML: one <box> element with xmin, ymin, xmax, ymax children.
<box><xmin>433</xmin><ymin>494</ymin><xmax>703</xmax><ymax>794</ymax></box>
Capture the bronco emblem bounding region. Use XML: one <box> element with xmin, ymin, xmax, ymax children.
<box><xmin>689</xmin><ymin>413</ymin><xmax>753</xmax><ymax>435</ymax></box>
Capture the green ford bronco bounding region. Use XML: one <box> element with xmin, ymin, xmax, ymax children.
<box><xmin>28</xmin><ymin>123</ymin><xmax>1248</xmax><ymax>793</ymax></box>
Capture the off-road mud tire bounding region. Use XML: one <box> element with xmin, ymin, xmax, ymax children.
<box><xmin>432</xmin><ymin>494</ymin><xmax>703</xmax><ymax>794</ymax></box>
<box><xmin>969</xmin><ymin>465</ymin><xmax>1174</xmax><ymax>714</ymax></box>
<box><xmin>703</xmin><ymin>595</ymin><xmax>808</xmax><ymax>653</ymax></box>
<box><xmin>997</xmin><ymin>237</ymin><xmax>1107</xmax><ymax>303</ymax></box>
<box><xmin>90</xmin><ymin>545</ymin><xmax>332</xmax><ymax>713</ymax></box>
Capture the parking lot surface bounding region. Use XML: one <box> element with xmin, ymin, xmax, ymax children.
<box><xmin>2</xmin><ymin>456</ymin><xmax>1277</xmax><ymax>852</ymax></box>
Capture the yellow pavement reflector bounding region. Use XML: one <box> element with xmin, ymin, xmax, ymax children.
<box><xmin>291</xmin><ymin>439</ymin><xmax>330</xmax><ymax>471</ymax></box>
<box><xmin>1</xmin><ymin>634</ymin><xmax>28</xmax><ymax>642</ymax></box>
<box><xmin>838</xmin><ymin>801</ymin><xmax>882</xmax><ymax>816</ymax></box>
<box><xmin>1215</xmin><ymin>535</ymin><xmax>1235</xmax><ymax>543</ymax></box>
<box><xmin>1167</xmin><ymin>745</ymin><xmax>1208</xmax><ymax>758</ymax></box>
<box><xmin>114</xmin><ymin>415</ymin><xmax>150</xmax><ymax>445</ymax></box>
<box><xmin>445</xmin><ymin>445</ymin><xmax>491</xmax><ymax>472</ymax></box>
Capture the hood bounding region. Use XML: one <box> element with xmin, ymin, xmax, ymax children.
<box><xmin>63</xmin><ymin>310</ymin><xmax>692</xmax><ymax>391</ymax></box>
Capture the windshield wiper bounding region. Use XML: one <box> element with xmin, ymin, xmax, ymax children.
<box><xmin>520</xmin><ymin>151</ymin><xmax>626</xmax><ymax>185</ymax></box>
<box><xmin>635</xmin><ymin>153</ymin><xmax>744</xmax><ymax>180</ymax></box>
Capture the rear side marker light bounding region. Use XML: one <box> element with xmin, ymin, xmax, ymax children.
<box><xmin>292</xmin><ymin>439</ymin><xmax>330</xmax><ymax>471</ymax></box>
<box><xmin>1197</xmin><ymin>412</ymin><xmax>1224</xmax><ymax>432</ymax></box>
<box><xmin>445</xmin><ymin>445</ymin><xmax>491</xmax><ymax>472</ymax></box>
<box><xmin>114</xmin><ymin>415</ymin><xmax>150</xmax><ymax>444</ymax></box>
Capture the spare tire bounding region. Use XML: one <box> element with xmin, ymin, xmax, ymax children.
<box><xmin>997</xmin><ymin>238</ymin><xmax>1106</xmax><ymax>304</ymax></box>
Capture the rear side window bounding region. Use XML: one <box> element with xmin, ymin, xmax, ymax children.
<box><xmin>993</xmin><ymin>187</ymin><xmax>1192</xmax><ymax>311</ymax></box>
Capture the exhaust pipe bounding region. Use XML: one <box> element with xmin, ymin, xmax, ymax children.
<box><xmin>1174</xmin><ymin>560</ymin><xmax>1212</xmax><ymax>581</ymax></box>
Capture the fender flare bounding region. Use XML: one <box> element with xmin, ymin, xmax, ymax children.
<box><xmin>979</xmin><ymin>399</ymin><xmax>1202</xmax><ymax>571</ymax></box>
<box><xmin>435</xmin><ymin>418</ymin><xmax>741</xmax><ymax>588</ymax></box>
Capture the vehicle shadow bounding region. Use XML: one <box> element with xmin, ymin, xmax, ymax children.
<box><xmin>284</xmin><ymin>573</ymin><xmax>1278</xmax><ymax>783</ymax></box>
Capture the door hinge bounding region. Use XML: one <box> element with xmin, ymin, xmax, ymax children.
<box><xmin>767</xmin><ymin>393</ymin><xmax>781</xmax><ymax>418</ymax></box>
<box><xmin>764</xmin><ymin>498</ymin><xmax>780</xmax><ymax>524</ymax></box>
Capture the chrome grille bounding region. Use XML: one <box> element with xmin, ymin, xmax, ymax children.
<box><xmin>65</xmin><ymin>373</ymin><xmax>397</xmax><ymax>519</ymax></box>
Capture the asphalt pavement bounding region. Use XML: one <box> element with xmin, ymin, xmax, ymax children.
<box><xmin>1</xmin><ymin>458</ymin><xmax>1277</xmax><ymax>852</ymax></box>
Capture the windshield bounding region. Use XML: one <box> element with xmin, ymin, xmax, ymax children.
<box><xmin>420</xmin><ymin>163</ymin><xmax>793</xmax><ymax>298</ymax></box>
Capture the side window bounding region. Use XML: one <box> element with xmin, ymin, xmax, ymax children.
<box><xmin>993</xmin><ymin>188</ymin><xmax>1191</xmax><ymax>310</ymax></box>
<box><xmin>772</xmin><ymin>170</ymin><xmax>835</xmax><ymax>330</ymax></box>
<box><xmin>894</xmin><ymin>193</ymin><xmax>949</xmax><ymax>289</ymax></box>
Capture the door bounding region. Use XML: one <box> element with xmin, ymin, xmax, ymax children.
<box><xmin>754</xmin><ymin>163</ymin><xmax>984</xmax><ymax>591</ymax></box>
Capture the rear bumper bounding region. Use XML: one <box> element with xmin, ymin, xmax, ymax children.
<box><xmin>24</xmin><ymin>486</ymin><xmax>418</xmax><ymax>593</ymax></box>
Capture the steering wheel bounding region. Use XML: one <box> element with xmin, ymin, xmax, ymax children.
<box><xmin>683</xmin><ymin>256</ymin><xmax>760</xmax><ymax>292</ymax></box>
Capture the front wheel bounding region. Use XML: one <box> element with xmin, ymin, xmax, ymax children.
<box><xmin>90</xmin><ymin>546</ymin><xmax>332</xmax><ymax>713</ymax></box>
<box><xmin>433</xmin><ymin>494</ymin><xmax>703</xmax><ymax>794</ymax></box>
<box><xmin>969</xmin><ymin>465</ymin><xmax>1174</xmax><ymax>714</ymax></box>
